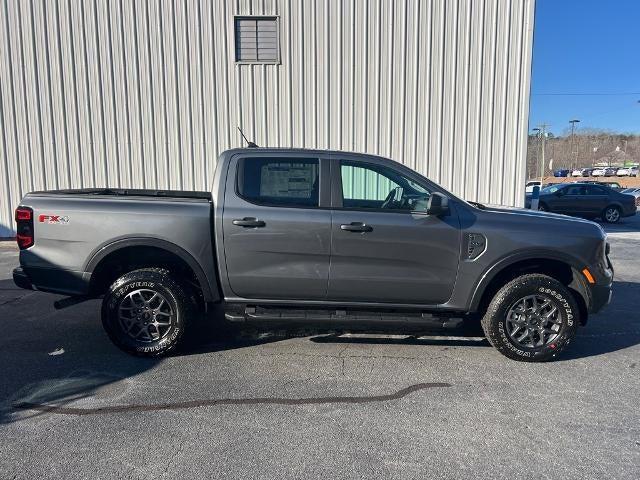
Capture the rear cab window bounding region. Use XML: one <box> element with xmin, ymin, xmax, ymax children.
<box><xmin>236</xmin><ymin>157</ymin><xmax>320</xmax><ymax>207</ymax></box>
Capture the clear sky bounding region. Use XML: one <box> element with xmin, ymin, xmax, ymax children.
<box><xmin>529</xmin><ymin>0</ymin><xmax>640</xmax><ymax>135</ymax></box>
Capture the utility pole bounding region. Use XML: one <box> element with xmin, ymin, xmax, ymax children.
<box><xmin>535</xmin><ymin>123</ymin><xmax>550</xmax><ymax>180</ymax></box>
<box><xmin>532</xmin><ymin>128</ymin><xmax>540</xmax><ymax>180</ymax></box>
<box><xmin>569</xmin><ymin>119</ymin><xmax>580</xmax><ymax>169</ymax></box>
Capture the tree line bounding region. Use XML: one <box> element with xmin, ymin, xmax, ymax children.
<box><xmin>526</xmin><ymin>128</ymin><xmax>639</xmax><ymax>179</ymax></box>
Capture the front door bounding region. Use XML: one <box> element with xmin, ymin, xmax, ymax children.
<box><xmin>327</xmin><ymin>158</ymin><xmax>461</xmax><ymax>305</ymax></box>
<box><xmin>222</xmin><ymin>154</ymin><xmax>331</xmax><ymax>300</ymax></box>
<box><xmin>553</xmin><ymin>184</ymin><xmax>586</xmax><ymax>215</ymax></box>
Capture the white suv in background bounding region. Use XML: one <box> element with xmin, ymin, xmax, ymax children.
<box><xmin>525</xmin><ymin>180</ymin><xmax>542</xmax><ymax>193</ymax></box>
<box><xmin>617</xmin><ymin>166</ymin><xmax>639</xmax><ymax>177</ymax></box>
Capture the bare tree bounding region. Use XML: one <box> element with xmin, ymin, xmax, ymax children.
<box><xmin>526</xmin><ymin>128</ymin><xmax>639</xmax><ymax>179</ymax></box>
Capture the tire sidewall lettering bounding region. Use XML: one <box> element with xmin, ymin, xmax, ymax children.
<box><xmin>493</xmin><ymin>281</ymin><xmax>577</xmax><ymax>359</ymax></box>
<box><xmin>103</xmin><ymin>272</ymin><xmax>185</xmax><ymax>355</ymax></box>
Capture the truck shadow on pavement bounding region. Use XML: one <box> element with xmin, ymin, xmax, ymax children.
<box><xmin>2</xmin><ymin>280</ymin><xmax>638</xmax><ymax>422</ymax></box>
<box><xmin>180</xmin><ymin>281</ymin><xmax>640</xmax><ymax>362</ymax></box>
<box><xmin>0</xmin><ymin>280</ymin><xmax>160</xmax><ymax>424</ymax></box>
<box><xmin>560</xmin><ymin>280</ymin><xmax>640</xmax><ymax>361</ymax></box>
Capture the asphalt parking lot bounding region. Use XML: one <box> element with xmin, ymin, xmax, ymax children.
<box><xmin>1</xmin><ymin>216</ymin><xmax>639</xmax><ymax>479</ymax></box>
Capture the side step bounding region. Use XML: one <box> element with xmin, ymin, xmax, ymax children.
<box><xmin>224</xmin><ymin>305</ymin><xmax>463</xmax><ymax>329</ymax></box>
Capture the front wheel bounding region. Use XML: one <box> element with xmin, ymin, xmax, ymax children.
<box><xmin>481</xmin><ymin>274</ymin><xmax>579</xmax><ymax>362</ymax></box>
<box><xmin>538</xmin><ymin>203</ymin><xmax>548</xmax><ymax>212</ymax></box>
<box><xmin>101</xmin><ymin>268</ymin><xmax>196</xmax><ymax>357</ymax></box>
<box><xmin>602</xmin><ymin>205</ymin><xmax>621</xmax><ymax>223</ymax></box>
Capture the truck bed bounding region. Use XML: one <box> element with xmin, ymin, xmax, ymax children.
<box><xmin>28</xmin><ymin>188</ymin><xmax>212</xmax><ymax>201</ymax></box>
<box><xmin>16</xmin><ymin>187</ymin><xmax>216</xmax><ymax>298</ymax></box>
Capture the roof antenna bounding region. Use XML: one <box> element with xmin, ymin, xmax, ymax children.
<box><xmin>237</xmin><ymin>127</ymin><xmax>258</xmax><ymax>148</ymax></box>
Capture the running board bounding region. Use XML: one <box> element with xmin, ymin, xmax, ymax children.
<box><xmin>224</xmin><ymin>305</ymin><xmax>463</xmax><ymax>329</ymax></box>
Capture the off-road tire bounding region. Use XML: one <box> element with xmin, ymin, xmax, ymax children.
<box><xmin>101</xmin><ymin>268</ymin><xmax>196</xmax><ymax>357</ymax></box>
<box><xmin>481</xmin><ymin>274</ymin><xmax>580</xmax><ymax>362</ymax></box>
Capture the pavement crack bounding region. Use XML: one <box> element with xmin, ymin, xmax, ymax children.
<box><xmin>0</xmin><ymin>292</ymin><xmax>35</xmax><ymax>307</ymax></box>
<box><xmin>12</xmin><ymin>382</ymin><xmax>452</xmax><ymax>416</ymax></box>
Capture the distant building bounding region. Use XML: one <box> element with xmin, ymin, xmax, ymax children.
<box><xmin>0</xmin><ymin>0</ymin><xmax>535</xmax><ymax>236</ymax></box>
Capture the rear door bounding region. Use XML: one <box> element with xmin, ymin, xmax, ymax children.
<box><xmin>583</xmin><ymin>185</ymin><xmax>610</xmax><ymax>216</ymax></box>
<box><xmin>221</xmin><ymin>153</ymin><xmax>331</xmax><ymax>300</ymax></box>
<box><xmin>327</xmin><ymin>156</ymin><xmax>461</xmax><ymax>305</ymax></box>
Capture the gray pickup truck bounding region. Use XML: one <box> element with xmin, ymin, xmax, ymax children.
<box><xmin>13</xmin><ymin>148</ymin><xmax>613</xmax><ymax>361</ymax></box>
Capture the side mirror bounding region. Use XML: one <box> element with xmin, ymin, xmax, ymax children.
<box><xmin>426</xmin><ymin>192</ymin><xmax>450</xmax><ymax>216</ymax></box>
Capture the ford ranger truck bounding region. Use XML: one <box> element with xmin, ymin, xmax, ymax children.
<box><xmin>12</xmin><ymin>148</ymin><xmax>613</xmax><ymax>361</ymax></box>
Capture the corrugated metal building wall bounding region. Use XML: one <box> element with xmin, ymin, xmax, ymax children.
<box><xmin>0</xmin><ymin>0</ymin><xmax>535</xmax><ymax>236</ymax></box>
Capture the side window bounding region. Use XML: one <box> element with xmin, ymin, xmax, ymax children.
<box><xmin>586</xmin><ymin>185</ymin><xmax>607</xmax><ymax>195</ymax></box>
<box><xmin>237</xmin><ymin>157</ymin><xmax>319</xmax><ymax>207</ymax></box>
<box><xmin>340</xmin><ymin>161</ymin><xmax>430</xmax><ymax>212</ymax></box>
<box><xmin>564</xmin><ymin>185</ymin><xmax>584</xmax><ymax>196</ymax></box>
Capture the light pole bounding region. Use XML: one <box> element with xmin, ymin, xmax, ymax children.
<box><xmin>569</xmin><ymin>119</ymin><xmax>580</xmax><ymax>169</ymax></box>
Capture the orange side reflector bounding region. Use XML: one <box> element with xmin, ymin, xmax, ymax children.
<box><xmin>582</xmin><ymin>268</ymin><xmax>595</xmax><ymax>284</ymax></box>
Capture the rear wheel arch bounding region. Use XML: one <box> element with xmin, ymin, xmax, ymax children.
<box><xmin>86</xmin><ymin>238</ymin><xmax>219</xmax><ymax>302</ymax></box>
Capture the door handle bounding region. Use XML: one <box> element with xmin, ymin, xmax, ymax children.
<box><xmin>340</xmin><ymin>222</ymin><xmax>373</xmax><ymax>233</ymax></box>
<box><xmin>232</xmin><ymin>217</ymin><xmax>266</xmax><ymax>228</ymax></box>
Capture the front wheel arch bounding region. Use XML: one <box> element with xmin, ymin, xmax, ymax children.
<box><xmin>470</xmin><ymin>256</ymin><xmax>588</xmax><ymax>324</ymax></box>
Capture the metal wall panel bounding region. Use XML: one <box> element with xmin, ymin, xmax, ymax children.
<box><xmin>0</xmin><ymin>0</ymin><xmax>535</xmax><ymax>236</ymax></box>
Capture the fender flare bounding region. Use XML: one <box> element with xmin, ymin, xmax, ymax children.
<box><xmin>85</xmin><ymin>237</ymin><xmax>218</xmax><ymax>302</ymax></box>
<box><xmin>468</xmin><ymin>249</ymin><xmax>587</xmax><ymax>312</ymax></box>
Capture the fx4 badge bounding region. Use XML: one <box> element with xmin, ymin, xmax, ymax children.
<box><xmin>38</xmin><ymin>214</ymin><xmax>70</xmax><ymax>225</ymax></box>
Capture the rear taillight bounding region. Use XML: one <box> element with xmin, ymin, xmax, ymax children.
<box><xmin>15</xmin><ymin>206</ymin><xmax>34</xmax><ymax>249</ymax></box>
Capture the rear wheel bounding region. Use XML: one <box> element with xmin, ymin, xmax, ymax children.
<box><xmin>602</xmin><ymin>205</ymin><xmax>621</xmax><ymax>223</ymax></box>
<box><xmin>101</xmin><ymin>268</ymin><xmax>196</xmax><ymax>357</ymax></box>
<box><xmin>538</xmin><ymin>203</ymin><xmax>548</xmax><ymax>212</ymax></box>
<box><xmin>481</xmin><ymin>274</ymin><xmax>579</xmax><ymax>362</ymax></box>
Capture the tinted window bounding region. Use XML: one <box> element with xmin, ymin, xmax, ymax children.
<box><xmin>237</xmin><ymin>158</ymin><xmax>319</xmax><ymax>207</ymax></box>
<box><xmin>564</xmin><ymin>185</ymin><xmax>585</xmax><ymax>196</ymax></box>
<box><xmin>585</xmin><ymin>185</ymin><xmax>608</xmax><ymax>195</ymax></box>
<box><xmin>340</xmin><ymin>161</ymin><xmax>430</xmax><ymax>212</ymax></box>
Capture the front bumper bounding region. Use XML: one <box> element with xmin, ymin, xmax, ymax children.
<box><xmin>588</xmin><ymin>283</ymin><xmax>612</xmax><ymax>313</ymax></box>
<box><xmin>622</xmin><ymin>204</ymin><xmax>637</xmax><ymax>217</ymax></box>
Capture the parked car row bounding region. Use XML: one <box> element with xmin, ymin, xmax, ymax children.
<box><xmin>564</xmin><ymin>166</ymin><xmax>639</xmax><ymax>177</ymax></box>
<box><xmin>524</xmin><ymin>182</ymin><xmax>637</xmax><ymax>223</ymax></box>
